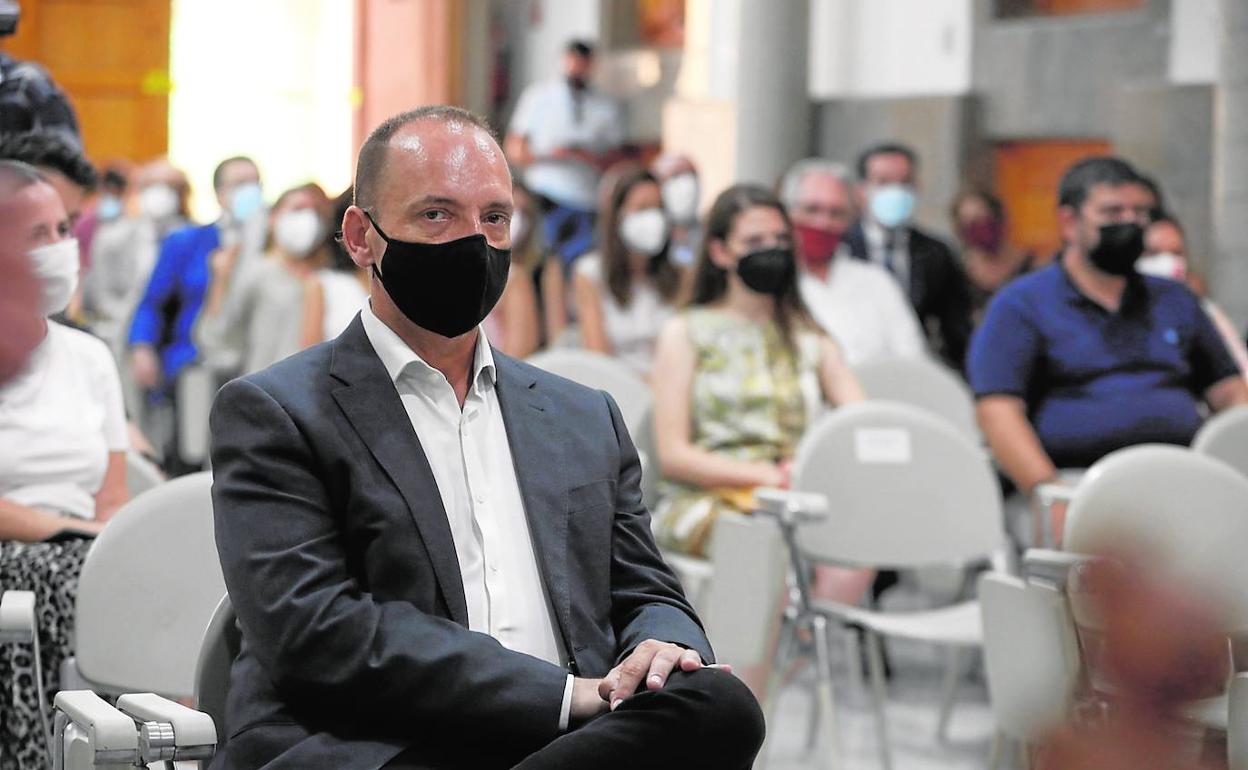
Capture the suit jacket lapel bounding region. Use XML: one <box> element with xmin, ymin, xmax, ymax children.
<box><xmin>493</xmin><ymin>355</ymin><xmax>574</xmax><ymax>650</ymax></box>
<box><xmin>328</xmin><ymin>317</ymin><xmax>470</xmax><ymax>627</ymax></box>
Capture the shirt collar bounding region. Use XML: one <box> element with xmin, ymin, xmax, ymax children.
<box><xmin>1056</xmin><ymin>262</ymin><xmax>1149</xmax><ymax>315</ymax></box>
<box><xmin>360</xmin><ymin>301</ymin><xmax>497</xmax><ymax>393</ymax></box>
<box><xmin>864</xmin><ymin>219</ymin><xmax>908</xmax><ymax>249</ymax></box>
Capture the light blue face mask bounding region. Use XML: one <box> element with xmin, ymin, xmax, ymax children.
<box><xmin>869</xmin><ymin>184</ymin><xmax>916</xmax><ymax>229</ymax></box>
<box><xmin>97</xmin><ymin>195</ymin><xmax>123</xmax><ymax>221</ymax></box>
<box><xmin>229</xmin><ymin>182</ymin><xmax>264</xmax><ymax>222</ymax></box>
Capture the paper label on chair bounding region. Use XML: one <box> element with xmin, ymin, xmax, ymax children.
<box><xmin>854</xmin><ymin>428</ymin><xmax>912</xmax><ymax>464</ymax></box>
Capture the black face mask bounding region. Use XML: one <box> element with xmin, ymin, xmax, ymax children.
<box><xmin>1088</xmin><ymin>222</ymin><xmax>1145</xmax><ymax>277</ymax></box>
<box><xmin>736</xmin><ymin>247</ymin><xmax>796</xmax><ymax>296</ymax></box>
<box><xmin>366</xmin><ymin>213</ymin><xmax>511</xmax><ymax>338</ymax></box>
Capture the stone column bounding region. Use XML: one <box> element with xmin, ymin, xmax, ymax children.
<box><xmin>1212</xmin><ymin>0</ymin><xmax>1248</xmax><ymax>327</ymax></box>
<box><xmin>732</xmin><ymin>0</ymin><xmax>812</xmax><ymax>186</ymax></box>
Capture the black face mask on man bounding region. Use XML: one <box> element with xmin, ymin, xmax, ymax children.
<box><xmin>1088</xmin><ymin>222</ymin><xmax>1145</xmax><ymax>277</ymax></box>
<box><xmin>736</xmin><ymin>247</ymin><xmax>796</xmax><ymax>296</ymax></box>
<box><xmin>366</xmin><ymin>212</ymin><xmax>511</xmax><ymax>338</ymax></box>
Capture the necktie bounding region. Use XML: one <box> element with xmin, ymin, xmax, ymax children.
<box><xmin>883</xmin><ymin>230</ymin><xmax>898</xmax><ymax>275</ymax></box>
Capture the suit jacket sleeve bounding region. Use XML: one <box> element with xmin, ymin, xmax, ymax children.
<box><xmin>600</xmin><ymin>391</ymin><xmax>714</xmax><ymax>665</ymax></box>
<box><xmin>210</xmin><ymin>377</ymin><xmax>568</xmax><ymax>750</ymax></box>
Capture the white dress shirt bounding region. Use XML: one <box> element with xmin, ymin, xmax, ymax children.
<box><xmin>864</xmin><ymin>219</ymin><xmax>911</xmax><ymax>292</ymax></box>
<box><xmin>360</xmin><ymin>305</ymin><xmax>575</xmax><ymax>730</ymax></box>
<box><xmin>798</xmin><ymin>251</ymin><xmax>926</xmax><ymax>367</ymax></box>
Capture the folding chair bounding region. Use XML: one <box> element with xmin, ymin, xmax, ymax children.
<box><xmin>852</xmin><ymin>356</ymin><xmax>979</xmax><ymax>443</ymax></box>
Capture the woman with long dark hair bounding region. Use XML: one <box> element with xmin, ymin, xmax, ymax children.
<box><xmin>573</xmin><ymin>164</ymin><xmax>686</xmax><ymax>376</ymax></box>
<box><xmin>651</xmin><ymin>184</ymin><xmax>863</xmax><ymax>555</ymax></box>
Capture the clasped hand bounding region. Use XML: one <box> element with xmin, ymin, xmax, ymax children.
<box><xmin>569</xmin><ymin>639</ymin><xmax>730</xmax><ymax>725</ymax></box>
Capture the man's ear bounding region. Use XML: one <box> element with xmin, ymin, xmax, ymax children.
<box><xmin>342</xmin><ymin>205</ymin><xmax>376</xmax><ymax>269</ymax></box>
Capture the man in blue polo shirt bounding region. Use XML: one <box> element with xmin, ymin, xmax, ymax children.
<box><xmin>969</xmin><ymin>156</ymin><xmax>1248</xmax><ymax>535</ymax></box>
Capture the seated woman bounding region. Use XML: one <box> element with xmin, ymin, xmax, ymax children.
<box><xmin>0</xmin><ymin>162</ymin><xmax>128</xmax><ymax>765</ymax></box>
<box><xmin>651</xmin><ymin>185</ymin><xmax>871</xmax><ymax>625</ymax></box>
<box><xmin>196</xmin><ymin>183</ymin><xmax>334</xmax><ymax>375</ymax></box>
<box><xmin>574</xmin><ymin>165</ymin><xmax>687</xmax><ymax>377</ymax></box>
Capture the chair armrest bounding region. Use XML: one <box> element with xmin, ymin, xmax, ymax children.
<box><xmin>116</xmin><ymin>693</ymin><xmax>217</xmax><ymax>761</ymax></box>
<box><xmin>0</xmin><ymin>590</ymin><xmax>35</xmax><ymax>643</ymax></box>
<box><xmin>1023</xmin><ymin>548</ymin><xmax>1092</xmax><ymax>588</ymax></box>
<box><xmin>753</xmin><ymin>487</ymin><xmax>830</xmax><ymax>525</ymax></box>
<box><xmin>1032</xmin><ymin>482</ymin><xmax>1075</xmax><ymax>508</ymax></box>
<box><xmin>53</xmin><ymin>690</ymin><xmax>139</xmax><ymax>757</ymax></box>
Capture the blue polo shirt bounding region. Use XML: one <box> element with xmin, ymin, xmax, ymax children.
<box><xmin>967</xmin><ymin>263</ymin><xmax>1240</xmax><ymax>469</ymax></box>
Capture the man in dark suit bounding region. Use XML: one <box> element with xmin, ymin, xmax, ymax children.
<box><xmin>208</xmin><ymin>105</ymin><xmax>764</xmax><ymax>770</ymax></box>
<box><xmin>843</xmin><ymin>142</ymin><xmax>973</xmax><ymax>369</ymax></box>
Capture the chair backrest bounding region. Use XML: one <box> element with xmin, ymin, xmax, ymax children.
<box><xmin>74</xmin><ymin>471</ymin><xmax>225</xmax><ymax>698</ymax></box>
<box><xmin>1193</xmin><ymin>406</ymin><xmax>1248</xmax><ymax>480</ymax></box>
<box><xmin>791</xmin><ymin>401</ymin><xmax>1004</xmax><ymax>567</ymax></box>
<box><xmin>978</xmin><ymin>573</ymin><xmax>1081</xmax><ymax>741</ymax></box>
<box><xmin>194</xmin><ymin>594</ymin><xmax>239</xmax><ymax>749</ymax></box>
<box><xmin>124</xmin><ymin>451</ymin><xmax>166</xmax><ymax>500</ymax></box>
<box><xmin>177</xmin><ymin>365</ymin><xmax>217</xmax><ymax>466</ymax></box>
<box><xmin>699</xmin><ymin>512</ymin><xmax>787</xmax><ymax>668</ymax></box>
<box><xmin>525</xmin><ymin>349</ymin><xmax>653</xmax><ymax>437</ymax></box>
<box><xmin>852</xmin><ymin>356</ymin><xmax>979</xmax><ymax>442</ymax></box>
<box><xmin>1064</xmin><ymin>445</ymin><xmax>1248</xmax><ymax>630</ymax></box>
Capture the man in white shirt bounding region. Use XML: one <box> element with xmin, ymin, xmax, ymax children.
<box><xmin>505</xmin><ymin>40</ymin><xmax>624</xmax><ymax>265</ymax></box>
<box><xmin>209</xmin><ymin>106</ymin><xmax>762</xmax><ymax>770</ymax></box>
<box><xmin>780</xmin><ymin>158</ymin><xmax>925</xmax><ymax>366</ymax></box>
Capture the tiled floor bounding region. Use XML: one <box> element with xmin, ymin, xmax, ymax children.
<box><xmin>756</xmin><ymin>586</ymin><xmax>1018</xmax><ymax>770</ymax></box>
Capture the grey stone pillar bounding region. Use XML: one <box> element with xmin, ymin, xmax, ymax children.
<box><xmin>1212</xmin><ymin>0</ymin><xmax>1248</xmax><ymax>328</ymax></box>
<box><xmin>732</xmin><ymin>0</ymin><xmax>811</xmax><ymax>186</ymax></box>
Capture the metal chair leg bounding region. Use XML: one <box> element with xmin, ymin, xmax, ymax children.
<box><xmin>843</xmin><ymin>624</ymin><xmax>865</xmax><ymax>703</ymax></box>
<box><xmin>811</xmin><ymin>614</ymin><xmax>842</xmax><ymax>770</ymax></box>
<box><xmin>936</xmin><ymin>645</ymin><xmax>963</xmax><ymax>742</ymax></box>
<box><xmin>865</xmin><ymin>629</ymin><xmax>893</xmax><ymax>770</ymax></box>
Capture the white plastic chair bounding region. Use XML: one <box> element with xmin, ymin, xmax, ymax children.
<box><xmin>176</xmin><ymin>364</ymin><xmax>217</xmax><ymax>467</ymax></box>
<box><xmin>978</xmin><ymin>572</ymin><xmax>1081</xmax><ymax>768</ymax></box>
<box><xmin>52</xmin><ymin>690</ymin><xmax>216</xmax><ymax>769</ymax></box>
<box><xmin>1035</xmin><ymin>445</ymin><xmax>1248</xmax><ymax>766</ymax></box>
<box><xmin>1193</xmin><ymin>405</ymin><xmax>1248</xmax><ymax>480</ymax></box>
<box><xmin>768</xmin><ymin>401</ymin><xmax>1006</xmax><ymax>769</ymax></box>
<box><xmin>69</xmin><ymin>471</ymin><xmax>225</xmax><ymax>699</ymax></box>
<box><xmin>194</xmin><ymin>594</ymin><xmax>240</xmax><ymax>752</ymax></box>
<box><xmin>124</xmin><ymin>450</ymin><xmax>166</xmax><ymax>500</ymax></box>
<box><xmin>852</xmin><ymin>356</ymin><xmax>979</xmax><ymax>442</ymax></box>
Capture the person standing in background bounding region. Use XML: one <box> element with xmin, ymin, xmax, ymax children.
<box><xmin>950</xmin><ymin>188</ymin><xmax>1034</xmax><ymax>324</ymax></box>
<box><xmin>505</xmin><ymin>39</ymin><xmax>625</xmax><ymax>267</ymax></box>
<box><xmin>844</xmin><ymin>142</ymin><xmax>973</xmax><ymax>368</ymax></box>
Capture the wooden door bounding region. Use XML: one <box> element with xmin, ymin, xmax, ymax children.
<box><xmin>0</xmin><ymin>0</ymin><xmax>171</xmax><ymax>163</ymax></box>
<box><xmin>994</xmin><ymin>139</ymin><xmax>1114</xmax><ymax>261</ymax></box>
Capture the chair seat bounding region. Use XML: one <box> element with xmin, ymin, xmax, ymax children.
<box><xmin>813</xmin><ymin>598</ymin><xmax>984</xmax><ymax>646</ymax></box>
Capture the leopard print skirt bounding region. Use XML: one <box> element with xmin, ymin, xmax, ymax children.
<box><xmin>0</xmin><ymin>538</ymin><xmax>91</xmax><ymax>770</ymax></box>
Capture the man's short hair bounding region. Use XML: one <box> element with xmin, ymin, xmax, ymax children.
<box><xmin>566</xmin><ymin>39</ymin><xmax>594</xmax><ymax>58</ymax></box>
<box><xmin>212</xmin><ymin>155</ymin><xmax>257</xmax><ymax>192</ymax></box>
<box><xmin>856</xmin><ymin>142</ymin><xmax>918</xmax><ymax>181</ymax></box>
<box><xmin>778</xmin><ymin>158</ymin><xmax>853</xmax><ymax>210</ymax></box>
<box><xmin>353</xmin><ymin>105</ymin><xmax>495</xmax><ymax>212</ymax></box>
<box><xmin>0</xmin><ymin>158</ymin><xmax>47</xmax><ymax>198</ymax></box>
<box><xmin>1057</xmin><ymin>156</ymin><xmax>1143</xmax><ymax>211</ymax></box>
<box><xmin>0</xmin><ymin>131</ymin><xmax>96</xmax><ymax>192</ymax></box>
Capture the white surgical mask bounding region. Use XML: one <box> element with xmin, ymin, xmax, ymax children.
<box><xmin>139</xmin><ymin>184</ymin><xmax>179</xmax><ymax>220</ymax></box>
<box><xmin>97</xmin><ymin>195</ymin><xmax>123</xmax><ymax>222</ymax></box>
<box><xmin>509</xmin><ymin>209</ymin><xmax>530</xmax><ymax>247</ymax></box>
<box><xmin>869</xmin><ymin>184</ymin><xmax>916</xmax><ymax>229</ymax></box>
<box><xmin>28</xmin><ymin>237</ymin><xmax>80</xmax><ymax>316</ymax></box>
<box><xmin>661</xmin><ymin>172</ymin><xmax>699</xmax><ymax>224</ymax></box>
<box><xmin>273</xmin><ymin>208</ymin><xmax>324</xmax><ymax>258</ymax></box>
<box><xmin>1136</xmin><ymin>252</ymin><xmax>1187</xmax><ymax>281</ymax></box>
<box><xmin>618</xmin><ymin>208</ymin><xmax>669</xmax><ymax>257</ymax></box>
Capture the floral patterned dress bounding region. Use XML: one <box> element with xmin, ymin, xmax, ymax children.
<box><xmin>653</xmin><ymin>307</ymin><xmax>822</xmax><ymax>556</ymax></box>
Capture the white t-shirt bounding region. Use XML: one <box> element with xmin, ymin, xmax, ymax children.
<box><xmin>575</xmin><ymin>253</ymin><xmax>675</xmax><ymax>376</ymax></box>
<box><xmin>508</xmin><ymin>78</ymin><xmax>624</xmax><ymax>210</ymax></box>
<box><xmin>0</xmin><ymin>321</ymin><xmax>129</xmax><ymax>519</ymax></box>
<box><xmin>319</xmin><ymin>269</ymin><xmax>369</xmax><ymax>340</ymax></box>
<box><xmin>798</xmin><ymin>251</ymin><xmax>926</xmax><ymax>366</ymax></box>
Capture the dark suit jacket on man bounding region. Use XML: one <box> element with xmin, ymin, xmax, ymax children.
<box><xmin>844</xmin><ymin>221</ymin><xmax>973</xmax><ymax>369</ymax></box>
<box><xmin>208</xmin><ymin>315</ymin><xmax>711</xmax><ymax>769</ymax></box>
